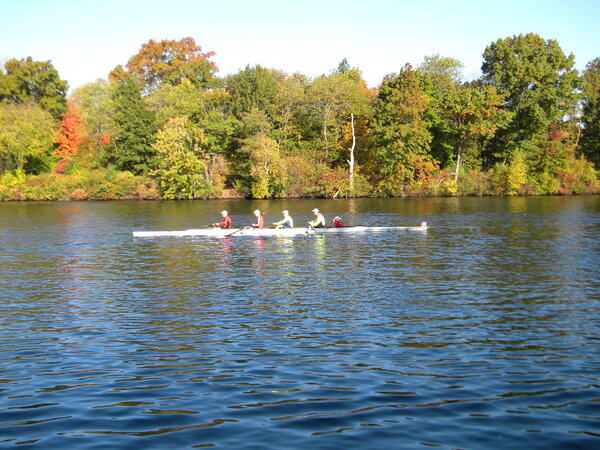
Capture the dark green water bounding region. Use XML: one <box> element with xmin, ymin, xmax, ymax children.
<box><xmin>1</xmin><ymin>196</ymin><xmax>599</xmax><ymax>449</ymax></box>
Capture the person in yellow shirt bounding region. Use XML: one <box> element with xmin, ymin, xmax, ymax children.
<box><xmin>308</xmin><ymin>208</ymin><xmax>326</xmax><ymax>228</ymax></box>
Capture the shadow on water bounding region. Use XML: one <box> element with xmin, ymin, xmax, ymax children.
<box><xmin>0</xmin><ymin>196</ymin><xmax>599</xmax><ymax>449</ymax></box>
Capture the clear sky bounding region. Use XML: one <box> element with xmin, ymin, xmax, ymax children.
<box><xmin>1</xmin><ymin>0</ymin><xmax>598</xmax><ymax>92</ymax></box>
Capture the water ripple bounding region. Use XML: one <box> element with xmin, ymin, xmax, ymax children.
<box><xmin>1</xmin><ymin>197</ymin><xmax>599</xmax><ymax>448</ymax></box>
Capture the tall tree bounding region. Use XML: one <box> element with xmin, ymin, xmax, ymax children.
<box><xmin>236</xmin><ymin>108</ymin><xmax>286</xmax><ymax>198</ymax></box>
<box><xmin>482</xmin><ymin>33</ymin><xmax>580</xmax><ymax>159</ymax></box>
<box><xmin>145</xmin><ymin>79</ymin><xmax>239</xmax><ymax>162</ymax></box>
<box><xmin>336</xmin><ymin>69</ymin><xmax>375</xmax><ymax>191</ymax></box>
<box><xmin>152</xmin><ymin>116</ymin><xmax>213</xmax><ymax>199</ymax></box>
<box><xmin>225</xmin><ymin>65</ymin><xmax>279</xmax><ymax>119</ymax></box>
<box><xmin>440</xmin><ymin>84</ymin><xmax>513</xmax><ymax>178</ymax></box>
<box><xmin>108</xmin><ymin>78</ymin><xmax>157</xmax><ymax>174</ymax></box>
<box><xmin>418</xmin><ymin>54</ymin><xmax>464</xmax><ymax>94</ymax></box>
<box><xmin>110</xmin><ymin>37</ymin><xmax>217</xmax><ymax>93</ymax></box>
<box><xmin>71</xmin><ymin>79</ymin><xmax>115</xmax><ymax>151</ymax></box>
<box><xmin>579</xmin><ymin>58</ymin><xmax>600</xmax><ymax>166</ymax></box>
<box><xmin>371</xmin><ymin>65</ymin><xmax>434</xmax><ymax>195</ymax></box>
<box><xmin>272</xmin><ymin>72</ymin><xmax>307</xmax><ymax>149</ymax></box>
<box><xmin>305</xmin><ymin>69</ymin><xmax>373</xmax><ymax>175</ymax></box>
<box><xmin>0</xmin><ymin>57</ymin><xmax>67</xmax><ymax>119</ymax></box>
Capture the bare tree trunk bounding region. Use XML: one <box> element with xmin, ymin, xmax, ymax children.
<box><xmin>574</xmin><ymin>122</ymin><xmax>582</xmax><ymax>148</ymax></box>
<box><xmin>347</xmin><ymin>113</ymin><xmax>356</xmax><ymax>192</ymax></box>
<box><xmin>455</xmin><ymin>151</ymin><xmax>461</xmax><ymax>182</ymax></box>
<box><xmin>323</xmin><ymin>119</ymin><xmax>328</xmax><ymax>159</ymax></box>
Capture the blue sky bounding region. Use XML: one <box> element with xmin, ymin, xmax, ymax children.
<box><xmin>1</xmin><ymin>0</ymin><xmax>598</xmax><ymax>91</ymax></box>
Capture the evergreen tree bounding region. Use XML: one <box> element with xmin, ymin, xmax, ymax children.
<box><xmin>108</xmin><ymin>78</ymin><xmax>157</xmax><ymax>174</ymax></box>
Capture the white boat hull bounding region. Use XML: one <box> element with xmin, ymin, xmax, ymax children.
<box><xmin>133</xmin><ymin>224</ymin><xmax>428</xmax><ymax>238</ymax></box>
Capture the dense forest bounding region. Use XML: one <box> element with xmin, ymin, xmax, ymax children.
<box><xmin>1</xmin><ymin>33</ymin><xmax>599</xmax><ymax>201</ymax></box>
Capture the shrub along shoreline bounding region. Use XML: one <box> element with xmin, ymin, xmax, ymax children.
<box><xmin>1</xmin><ymin>165</ymin><xmax>597</xmax><ymax>201</ymax></box>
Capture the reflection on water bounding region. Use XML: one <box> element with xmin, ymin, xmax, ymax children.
<box><xmin>0</xmin><ymin>196</ymin><xmax>599</xmax><ymax>449</ymax></box>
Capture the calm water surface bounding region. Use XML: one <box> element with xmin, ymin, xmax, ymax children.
<box><xmin>1</xmin><ymin>196</ymin><xmax>599</xmax><ymax>449</ymax></box>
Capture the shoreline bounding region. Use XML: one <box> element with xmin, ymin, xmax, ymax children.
<box><xmin>2</xmin><ymin>191</ymin><xmax>599</xmax><ymax>203</ymax></box>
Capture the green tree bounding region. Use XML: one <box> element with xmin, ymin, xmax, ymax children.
<box><xmin>305</xmin><ymin>68</ymin><xmax>374</xmax><ymax>175</ymax></box>
<box><xmin>71</xmin><ymin>79</ymin><xmax>115</xmax><ymax>164</ymax></box>
<box><xmin>146</xmin><ymin>79</ymin><xmax>208</xmax><ymax>127</ymax></box>
<box><xmin>418</xmin><ymin>55</ymin><xmax>465</xmax><ymax>169</ymax></box>
<box><xmin>108</xmin><ymin>78</ymin><xmax>157</xmax><ymax>174</ymax></box>
<box><xmin>72</xmin><ymin>79</ymin><xmax>114</xmax><ymax>140</ymax></box>
<box><xmin>152</xmin><ymin>116</ymin><xmax>214</xmax><ymax>199</ymax></box>
<box><xmin>272</xmin><ymin>72</ymin><xmax>307</xmax><ymax>150</ymax></box>
<box><xmin>579</xmin><ymin>58</ymin><xmax>600</xmax><ymax>166</ymax></box>
<box><xmin>305</xmin><ymin>73</ymin><xmax>345</xmax><ymax>160</ymax></box>
<box><xmin>245</xmin><ymin>134</ymin><xmax>286</xmax><ymax>199</ymax></box>
<box><xmin>225</xmin><ymin>65</ymin><xmax>279</xmax><ymax>119</ymax></box>
<box><xmin>335</xmin><ymin>69</ymin><xmax>374</xmax><ymax>192</ymax></box>
<box><xmin>439</xmin><ymin>83</ymin><xmax>513</xmax><ymax>178</ymax></box>
<box><xmin>419</xmin><ymin>54</ymin><xmax>464</xmax><ymax>94</ymax></box>
<box><xmin>236</xmin><ymin>109</ymin><xmax>286</xmax><ymax>198</ymax></box>
<box><xmin>145</xmin><ymin>79</ymin><xmax>239</xmax><ymax>166</ymax></box>
<box><xmin>0</xmin><ymin>57</ymin><xmax>67</xmax><ymax>119</ymax></box>
<box><xmin>482</xmin><ymin>33</ymin><xmax>580</xmax><ymax>158</ymax></box>
<box><xmin>371</xmin><ymin>65</ymin><xmax>434</xmax><ymax>195</ymax></box>
<box><xmin>0</xmin><ymin>103</ymin><xmax>56</xmax><ymax>173</ymax></box>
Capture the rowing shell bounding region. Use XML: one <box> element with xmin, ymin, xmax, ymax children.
<box><xmin>132</xmin><ymin>223</ymin><xmax>428</xmax><ymax>238</ymax></box>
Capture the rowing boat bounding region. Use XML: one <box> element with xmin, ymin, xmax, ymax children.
<box><xmin>132</xmin><ymin>223</ymin><xmax>428</xmax><ymax>238</ymax></box>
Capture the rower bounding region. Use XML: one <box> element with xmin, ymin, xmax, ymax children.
<box><xmin>308</xmin><ymin>208</ymin><xmax>326</xmax><ymax>228</ymax></box>
<box><xmin>251</xmin><ymin>209</ymin><xmax>264</xmax><ymax>229</ymax></box>
<box><xmin>273</xmin><ymin>210</ymin><xmax>294</xmax><ymax>228</ymax></box>
<box><xmin>332</xmin><ymin>216</ymin><xmax>345</xmax><ymax>228</ymax></box>
<box><xmin>213</xmin><ymin>210</ymin><xmax>232</xmax><ymax>229</ymax></box>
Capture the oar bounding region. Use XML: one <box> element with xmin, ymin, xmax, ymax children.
<box><xmin>306</xmin><ymin>223</ymin><xmax>319</xmax><ymax>235</ymax></box>
<box><xmin>222</xmin><ymin>226</ymin><xmax>249</xmax><ymax>238</ymax></box>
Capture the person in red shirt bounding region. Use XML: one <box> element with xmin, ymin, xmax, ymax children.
<box><xmin>333</xmin><ymin>216</ymin><xmax>345</xmax><ymax>228</ymax></box>
<box><xmin>213</xmin><ymin>210</ymin><xmax>232</xmax><ymax>229</ymax></box>
<box><xmin>251</xmin><ymin>209</ymin><xmax>264</xmax><ymax>229</ymax></box>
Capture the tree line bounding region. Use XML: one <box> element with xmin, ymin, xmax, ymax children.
<box><xmin>0</xmin><ymin>34</ymin><xmax>598</xmax><ymax>201</ymax></box>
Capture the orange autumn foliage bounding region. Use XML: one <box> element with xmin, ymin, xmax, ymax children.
<box><xmin>54</xmin><ymin>100</ymin><xmax>87</xmax><ymax>156</ymax></box>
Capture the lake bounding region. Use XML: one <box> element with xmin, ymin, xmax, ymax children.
<box><xmin>1</xmin><ymin>196</ymin><xmax>599</xmax><ymax>449</ymax></box>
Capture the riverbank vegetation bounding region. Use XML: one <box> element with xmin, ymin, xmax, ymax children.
<box><xmin>1</xmin><ymin>34</ymin><xmax>599</xmax><ymax>201</ymax></box>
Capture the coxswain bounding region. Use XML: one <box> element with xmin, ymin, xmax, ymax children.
<box><xmin>308</xmin><ymin>208</ymin><xmax>326</xmax><ymax>228</ymax></box>
<box><xmin>273</xmin><ymin>210</ymin><xmax>294</xmax><ymax>228</ymax></box>
<box><xmin>332</xmin><ymin>216</ymin><xmax>345</xmax><ymax>228</ymax></box>
<box><xmin>251</xmin><ymin>209</ymin><xmax>264</xmax><ymax>229</ymax></box>
<box><xmin>213</xmin><ymin>210</ymin><xmax>232</xmax><ymax>229</ymax></box>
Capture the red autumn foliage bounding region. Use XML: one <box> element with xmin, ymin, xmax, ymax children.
<box><xmin>547</xmin><ymin>124</ymin><xmax>567</xmax><ymax>142</ymax></box>
<box><xmin>54</xmin><ymin>157</ymin><xmax>71</xmax><ymax>174</ymax></box>
<box><xmin>98</xmin><ymin>134</ymin><xmax>110</xmax><ymax>146</ymax></box>
<box><xmin>54</xmin><ymin>100</ymin><xmax>87</xmax><ymax>156</ymax></box>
